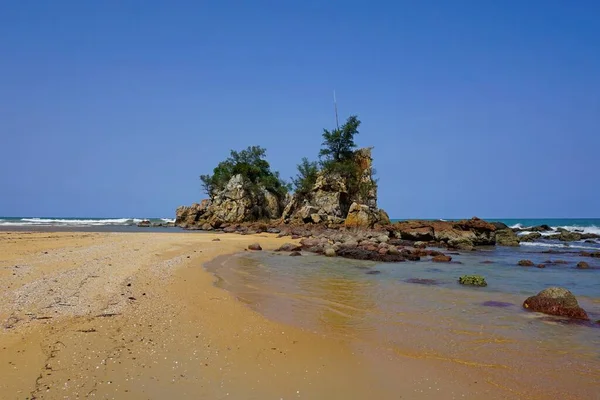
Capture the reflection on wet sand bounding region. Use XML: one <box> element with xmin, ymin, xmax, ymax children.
<box><xmin>207</xmin><ymin>251</ymin><xmax>600</xmax><ymax>399</ymax></box>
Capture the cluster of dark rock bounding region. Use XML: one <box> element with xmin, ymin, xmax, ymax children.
<box><xmin>137</xmin><ymin>220</ymin><xmax>175</xmax><ymax>228</ymax></box>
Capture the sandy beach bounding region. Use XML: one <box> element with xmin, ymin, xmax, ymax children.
<box><xmin>0</xmin><ymin>231</ymin><xmax>593</xmax><ymax>399</ymax></box>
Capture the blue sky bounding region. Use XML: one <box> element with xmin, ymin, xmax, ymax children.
<box><xmin>1</xmin><ymin>1</ymin><xmax>598</xmax><ymax>219</ymax></box>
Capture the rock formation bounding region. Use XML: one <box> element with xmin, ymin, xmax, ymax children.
<box><xmin>281</xmin><ymin>147</ymin><xmax>387</xmax><ymax>228</ymax></box>
<box><xmin>523</xmin><ymin>287</ymin><xmax>589</xmax><ymax>320</ymax></box>
<box><xmin>176</xmin><ymin>148</ymin><xmax>386</xmax><ymax>229</ymax></box>
<box><xmin>391</xmin><ymin>217</ymin><xmax>497</xmax><ymax>248</ymax></box>
<box><xmin>175</xmin><ymin>175</ymin><xmax>286</xmax><ymax>228</ymax></box>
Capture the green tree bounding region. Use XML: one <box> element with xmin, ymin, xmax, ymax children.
<box><xmin>292</xmin><ymin>157</ymin><xmax>319</xmax><ymax>196</ymax></box>
<box><xmin>319</xmin><ymin>115</ymin><xmax>360</xmax><ymax>164</ymax></box>
<box><xmin>200</xmin><ymin>146</ymin><xmax>288</xmax><ymax>197</ymax></box>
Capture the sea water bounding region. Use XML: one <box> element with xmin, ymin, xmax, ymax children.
<box><xmin>207</xmin><ymin>219</ymin><xmax>600</xmax><ymax>395</ymax></box>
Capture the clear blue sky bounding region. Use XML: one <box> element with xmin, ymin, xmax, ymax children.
<box><xmin>1</xmin><ymin>1</ymin><xmax>598</xmax><ymax>219</ymax></box>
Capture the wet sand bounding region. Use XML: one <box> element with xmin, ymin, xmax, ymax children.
<box><xmin>0</xmin><ymin>231</ymin><xmax>586</xmax><ymax>399</ymax></box>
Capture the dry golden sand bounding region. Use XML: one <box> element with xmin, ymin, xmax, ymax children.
<box><xmin>0</xmin><ymin>231</ymin><xmax>585</xmax><ymax>399</ymax></box>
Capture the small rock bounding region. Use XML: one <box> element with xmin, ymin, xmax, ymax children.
<box><xmin>324</xmin><ymin>248</ymin><xmax>336</xmax><ymax>257</ymax></box>
<box><xmin>289</xmin><ymin>251</ymin><xmax>302</xmax><ymax>257</ymax></box>
<box><xmin>212</xmin><ymin>238</ymin><xmax>221</xmax><ymax>242</ymax></box>
<box><xmin>518</xmin><ymin>260</ymin><xmax>534</xmax><ymax>267</ymax></box>
<box><xmin>432</xmin><ymin>255</ymin><xmax>452</xmax><ymax>262</ymax></box>
<box><xmin>536</xmin><ymin>264</ymin><xmax>546</xmax><ymax>269</ymax></box>
<box><xmin>248</xmin><ymin>243</ymin><xmax>262</xmax><ymax>251</ymax></box>
<box><xmin>365</xmin><ymin>270</ymin><xmax>381</xmax><ymax>275</ymax></box>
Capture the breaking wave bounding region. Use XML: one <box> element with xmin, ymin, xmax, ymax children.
<box><xmin>0</xmin><ymin>217</ymin><xmax>174</xmax><ymax>227</ymax></box>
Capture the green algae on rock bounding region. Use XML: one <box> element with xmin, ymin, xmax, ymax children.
<box><xmin>458</xmin><ymin>275</ymin><xmax>487</xmax><ymax>287</ymax></box>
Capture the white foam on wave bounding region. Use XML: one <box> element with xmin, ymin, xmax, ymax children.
<box><xmin>160</xmin><ymin>218</ymin><xmax>175</xmax><ymax>223</ymax></box>
<box><xmin>2</xmin><ymin>218</ymin><xmax>144</xmax><ymax>227</ymax></box>
<box><xmin>510</xmin><ymin>223</ymin><xmax>523</xmax><ymax>229</ymax></box>
<box><xmin>556</xmin><ymin>225</ymin><xmax>600</xmax><ymax>236</ymax></box>
<box><xmin>520</xmin><ymin>242</ymin><xmax>599</xmax><ymax>251</ymax></box>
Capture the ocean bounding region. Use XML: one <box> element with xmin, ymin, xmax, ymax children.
<box><xmin>0</xmin><ymin>216</ymin><xmax>177</xmax><ymax>232</ymax></box>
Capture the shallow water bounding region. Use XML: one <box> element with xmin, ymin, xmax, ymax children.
<box><xmin>207</xmin><ymin>246</ymin><xmax>600</xmax><ymax>396</ymax></box>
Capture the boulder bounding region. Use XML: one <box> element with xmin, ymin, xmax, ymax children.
<box><xmin>336</xmin><ymin>246</ymin><xmax>406</xmax><ymax>262</ymax></box>
<box><xmin>248</xmin><ymin>243</ymin><xmax>262</xmax><ymax>251</ymax></box>
<box><xmin>523</xmin><ymin>287</ymin><xmax>589</xmax><ymax>320</ymax></box>
<box><xmin>529</xmin><ymin>225</ymin><xmax>553</xmax><ymax>232</ymax></box>
<box><xmin>448</xmin><ymin>237</ymin><xmax>474</xmax><ymax>251</ymax></box>
<box><xmin>310</xmin><ymin>214</ymin><xmax>323</xmax><ymax>224</ymax></box>
<box><xmin>345</xmin><ymin>202</ymin><xmax>380</xmax><ymax>228</ymax></box>
<box><xmin>458</xmin><ymin>275</ymin><xmax>487</xmax><ymax>287</ymax></box>
<box><xmin>576</xmin><ymin>261</ymin><xmax>589</xmax><ymax>269</ymax></box>
<box><xmin>519</xmin><ymin>232</ymin><xmax>542</xmax><ymax>242</ymax></box>
<box><xmin>518</xmin><ymin>260</ymin><xmax>535</xmax><ymax>267</ymax></box>
<box><xmin>495</xmin><ymin>229</ymin><xmax>520</xmax><ymax>246</ymax></box>
<box><xmin>137</xmin><ymin>220</ymin><xmax>151</xmax><ymax>227</ymax></box>
<box><xmin>275</xmin><ymin>243</ymin><xmax>302</xmax><ymax>252</ymax></box>
<box><xmin>559</xmin><ymin>231</ymin><xmax>582</xmax><ymax>242</ymax></box>
<box><xmin>393</xmin><ymin>221</ymin><xmax>435</xmax><ymax>241</ymax></box>
<box><xmin>491</xmin><ymin>221</ymin><xmax>509</xmax><ymax>230</ymax></box>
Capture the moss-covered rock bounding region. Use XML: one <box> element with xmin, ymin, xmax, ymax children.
<box><xmin>458</xmin><ymin>275</ymin><xmax>487</xmax><ymax>287</ymax></box>
<box><xmin>495</xmin><ymin>229</ymin><xmax>520</xmax><ymax>246</ymax></box>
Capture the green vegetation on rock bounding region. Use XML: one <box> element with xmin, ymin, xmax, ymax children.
<box><xmin>458</xmin><ymin>275</ymin><xmax>488</xmax><ymax>287</ymax></box>
<box><xmin>200</xmin><ymin>146</ymin><xmax>289</xmax><ymax>197</ymax></box>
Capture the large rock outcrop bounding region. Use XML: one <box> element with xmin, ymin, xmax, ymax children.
<box><xmin>392</xmin><ymin>218</ymin><xmax>497</xmax><ymax>247</ymax></box>
<box><xmin>175</xmin><ymin>174</ymin><xmax>286</xmax><ymax>228</ymax></box>
<box><xmin>282</xmin><ymin>147</ymin><xmax>386</xmax><ymax>228</ymax></box>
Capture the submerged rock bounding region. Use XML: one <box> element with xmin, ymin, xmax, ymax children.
<box><xmin>458</xmin><ymin>275</ymin><xmax>487</xmax><ymax>287</ymax></box>
<box><xmin>335</xmin><ymin>247</ymin><xmax>406</xmax><ymax>262</ymax></box>
<box><xmin>581</xmin><ymin>251</ymin><xmax>600</xmax><ymax>258</ymax></box>
<box><xmin>481</xmin><ymin>301</ymin><xmax>513</xmax><ymax>308</ymax></box>
<box><xmin>519</xmin><ymin>232</ymin><xmax>542</xmax><ymax>242</ymax></box>
<box><xmin>523</xmin><ymin>287</ymin><xmax>589</xmax><ymax>320</ymax></box>
<box><xmin>576</xmin><ymin>261</ymin><xmax>590</xmax><ymax>269</ymax></box>
<box><xmin>432</xmin><ymin>254</ymin><xmax>452</xmax><ymax>262</ymax></box>
<box><xmin>405</xmin><ymin>278</ymin><xmax>440</xmax><ymax>285</ymax></box>
<box><xmin>289</xmin><ymin>251</ymin><xmax>302</xmax><ymax>257</ymax></box>
<box><xmin>365</xmin><ymin>270</ymin><xmax>381</xmax><ymax>275</ymax></box>
<box><xmin>518</xmin><ymin>260</ymin><xmax>535</xmax><ymax>267</ymax></box>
